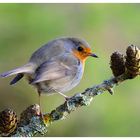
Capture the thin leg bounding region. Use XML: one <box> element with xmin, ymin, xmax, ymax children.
<box><xmin>54</xmin><ymin>89</ymin><xmax>70</xmax><ymax>100</ymax></box>
<box><xmin>38</xmin><ymin>90</ymin><xmax>43</xmax><ymax>117</ymax></box>
<box><xmin>38</xmin><ymin>93</ymin><xmax>41</xmax><ymax>109</ymax></box>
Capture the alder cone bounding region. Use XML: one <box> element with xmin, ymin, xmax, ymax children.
<box><xmin>110</xmin><ymin>51</ymin><xmax>125</xmax><ymax>77</ymax></box>
<box><xmin>0</xmin><ymin>108</ymin><xmax>18</xmax><ymax>136</ymax></box>
<box><xmin>125</xmin><ymin>45</ymin><xmax>140</xmax><ymax>79</ymax></box>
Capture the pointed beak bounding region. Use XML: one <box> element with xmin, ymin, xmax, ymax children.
<box><xmin>89</xmin><ymin>53</ymin><xmax>98</xmax><ymax>58</ymax></box>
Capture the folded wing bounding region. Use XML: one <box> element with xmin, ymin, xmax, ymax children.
<box><xmin>31</xmin><ymin>54</ymin><xmax>79</xmax><ymax>84</ymax></box>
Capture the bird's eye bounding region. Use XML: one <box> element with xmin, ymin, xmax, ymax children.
<box><xmin>77</xmin><ymin>46</ymin><xmax>84</xmax><ymax>52</ymax></box>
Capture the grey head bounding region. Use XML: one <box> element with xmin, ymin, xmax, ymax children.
<box><xmin>57</xmin><ymin>37</ymin><xmax>91</xmax><ymax>51</ymax></box>
<box><xmin>58</xmin><ymin>37</ymin><xmax>98</xmax><ymax>58</ymax></box>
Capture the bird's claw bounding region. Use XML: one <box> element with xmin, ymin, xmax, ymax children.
<box><xmin>65</xmin><ymin>96</ymin><xmax>71</xmax><ymax>101</ymax></box>
<box><xmin>104</xmin><ymin>80</ymin><xmax>114</xmax><ymax>95</ymax></box>
<box><xmin>39</xmin><ymin>111</ymin><xmax>44</xmax><ymax>119</ymax></box>
<box><xmin>107</xmin><ymin>88</ymin><xmax>114</xmax><ymax>95</ymax></box>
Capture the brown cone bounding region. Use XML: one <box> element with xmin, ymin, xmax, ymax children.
<box><xmin>110</xmin><ymin>51</ymin><xmax>125</xmax><ymax>77</ymax></box>
<box><xmin>0</xmin><ymin>108</ymin><xmax>18</xmax><ymax>136</ymax></box>
<box><xmin>125</xmin><ymin>45</ymin><xmax>140</xmax><ymax>79</ymax></box>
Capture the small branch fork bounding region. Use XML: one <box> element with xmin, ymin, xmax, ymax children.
<box><xmin>0</xmin><ymin>45</ymin><xmax>139</xmax><ymax>137</ymax></box>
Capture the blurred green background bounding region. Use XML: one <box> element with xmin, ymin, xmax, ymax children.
<box><xmin>0</xmin><ymin>4</ymin><xmax>140</xmax><ymax>137</ymax></box>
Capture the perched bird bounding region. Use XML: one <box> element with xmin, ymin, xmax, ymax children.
<box><xmin>1</xmin><ymin>37</ymin><xmax>98</xmax><ymax>112</ymax></box>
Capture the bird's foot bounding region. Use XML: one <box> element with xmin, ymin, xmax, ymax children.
<box><xmin>104</xmin><ymin>80</ymin><xmax>114</xmax><ymax>95</ymax></box>
<box><xmin>64</xmin><ymin>96</ymin><xmax>71</xmax><ymax>101</ymax></box>
<box><xmin>39</xmin><ymin>111</ymin><xmax>44</xmax><ymax>119</ymax></box>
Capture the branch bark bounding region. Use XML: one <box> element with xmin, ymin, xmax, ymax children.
<box><xmin>0</xmin><ymin>45</ymin><xmax>139</xmax><ymax>137</ymax></box>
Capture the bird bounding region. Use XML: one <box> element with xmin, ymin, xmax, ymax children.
<box><xmin>1</xmin><ymin>37</ymin><xmax>98</xmax><ymax>114</ymax></box>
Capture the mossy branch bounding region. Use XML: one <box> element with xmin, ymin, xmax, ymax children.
<box><xmin>0</xmin><ymin>45</ymin><xmax>140</xmax><ymax>137</ymax></box>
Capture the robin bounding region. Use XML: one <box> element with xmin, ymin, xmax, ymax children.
<box><xmin>1</xmin><ymin>37</ymin><xmax>98</xmax><ymax>113</ymax></box>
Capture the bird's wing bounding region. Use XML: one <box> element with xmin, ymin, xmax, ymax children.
<box><xmin>31</xmin><ymin>54</ymin><xmax>79</xmax><ymax>84</ymax></box>
<box><xmin>29</xmin><ymin>39</ymin><xmax>66</xmax><ymax>66</ymax></box>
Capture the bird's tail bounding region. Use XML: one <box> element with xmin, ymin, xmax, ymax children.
<box><xmin>1</xmin><ymin>63</ymin><xmax>35</xmax><ymax>85</ymax></box>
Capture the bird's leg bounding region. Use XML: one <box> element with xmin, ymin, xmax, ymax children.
<box><xmin>37</xmin><ymin>90</ymin><xmax>43</xmax><ymax>118</ymax></box>
<box><xmin>54</xmin><ymin>89</ymin><xmax>70</xmax><ymax>101</ymax></box>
